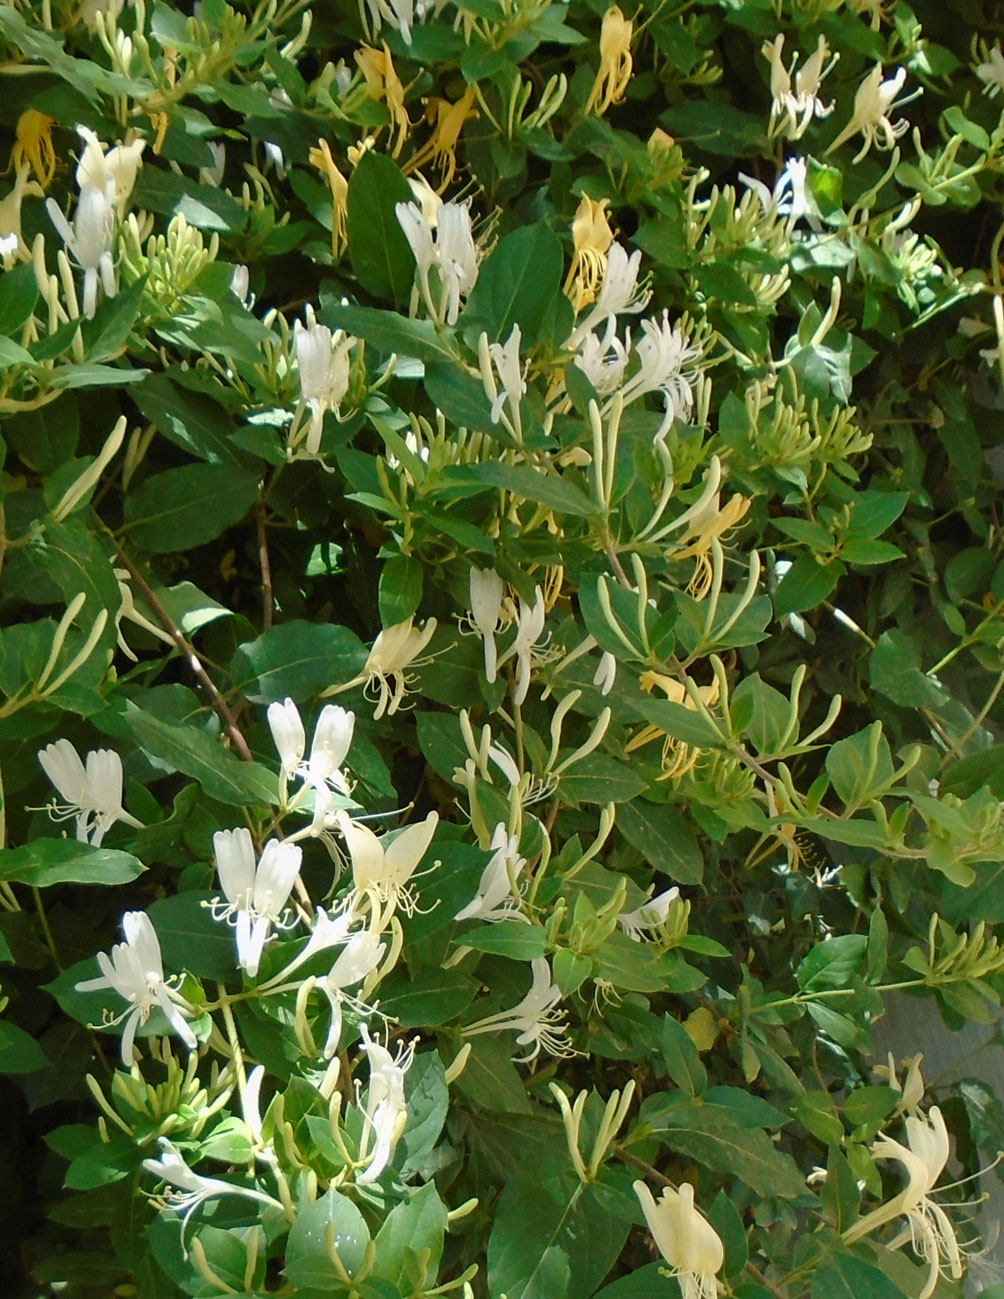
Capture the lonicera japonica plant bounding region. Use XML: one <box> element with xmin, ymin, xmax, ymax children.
<box><xmin>3</xmin><ymin>0</ymin><xmax>1004</xmax><ymax>1296</ymax></box>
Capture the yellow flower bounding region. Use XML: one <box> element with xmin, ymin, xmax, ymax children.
<box><xmin>308</xmin><ymin>138</ymin><xmax>349</xmax><ymax>257</ymax></box>
<box><xmin>634</xmin><ymin>1181</ymin><xmax>724</xmax><ymax>1299</ymax></box>
<box><xmin>670</xmin><ymin>492</ymin><xmax>751</xmax><ymax>598</ymax></box>
<box><xmin>625</xmin><ymin>671</ymin><xmax>720</xmax><ymax>781</ymax></box>
<box><xmin>585</xmin><ymin>7</ymin><xmax>634</xmax><ymax>117</ymax></box>
<box><xmin>11</xmin><ymin>110</ymin><xmax>57</xmax><ymax>190</ymax></box>
<box><xmin>355</xmin><ymin>43</ymin><xmax>411</xmax><ymax>158</ymax></box>
<box><xmin>0</xmin><ymin>165</ymin><xmax>43</xmax><ymax>259</ymax></box>
<box><xmin>563</xmin><ymin>194</ymin><xmax>615</xmax><ymax>311</ymax></box>
<box><xmin>403</xmin><ymin>86</ymin><xmax>478</xmax><ymax>191</ymax></box>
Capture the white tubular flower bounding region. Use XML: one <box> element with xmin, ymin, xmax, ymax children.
<box><xmin>761</xmin><ymin>35</ymin><xmax>836</xmax><ymax>140</ymax></box>
<box><xmin>634</xmin><ymin>1181</ymin><xmax>724</xmax><ymax>1299</ymax></box>
<box><xmin>329</xmin><ymin>617</ymin><xmax>437</xmax><ymax>719</ymax></box>
<box><xmin>618</xmin><ymin>311</ymin><xmax>702</xmax><ymax>441</ymax></box>
<box><xmin>497</xmin><ymin>586</ymin><xmax>547</xmax><ymax>707</ymax></box>
<box><xmin>199</xmin><ymin>141</ymin><xmax>226</xmax><ymax>187</ymax></box>
<box><xmin>75</xmin><ymin>126</ymin><xmax>145</xmax><ymax>214</ymax></box>
<box><xmin>483</xmin><ymin>325</ymin><xmax>527</xmax><ymax>428</ymax></box>
<box><xmin>293</xmin><ymin>312</ymin><xmax>355</xmax><ymax>455</ymax></box>
<box><xmin>319</xmin><ymin>931</ymin><xmax>386</xmax><ymax>1056</ymax></box>
<box><xmin>466</xmin><ymin>568</ymin><xmax>506</xmax><ymax>683</ymax></box>
<box><xmin>455</xmin><ymin>823</ymin><xmax>527</xmax><ymax>923</ymax></box>
<box><xmin>395</xmin><ymin>199</ymin><xmax>479</xmax><ymax>326</ymax></box>
<box><xmin>46</xmin><ymin>185</ymin><xmax>116</xmax><ymax>318</ymax></box>
<box><xmin>259</xmin><ymin>901</ymin><xmax>358</xmax><ymax>988</ymax></box>
<box><xmin>211</xmin><ymin>830</ymin><xmax>302</xmax><ymax>978</ymax></box>
<box><xmin>825</xmin><ymin>64</ymin><xmax>912</xmax><ymax>162</ymax></box>
<box><xmin>569</xmin><ymin>242</ymin><xmax>651</xmax><ymax>344</ymax></box>
<box><xmin>593</xmin><ymin>651</ymin><xmax>617</xmax><ymax>696</ymax></box>
<box><xmin>844</xmin><ymin>1106</ymin><xmax>963</xmax><ymax>1299</ymax></box>
<box><xmin>575</xmin><ymin>320</ymin><xmax>631</xmax><ymax>394</ymax></box>
<box><xmin>356</xmin><ymin>1025</ymin><xmax>416</xmax><ymax>1184</ymax></box>
<box><xmin>143</xmin><ymin>1137</ymin><xmax>283</xmax><ymax>1245</ymax></box>
<box><xmin>464</xmin><ymin>957</ymin><xmax>573</xmax><ymax>1062</ymax></box>
<box><xmin>976</xmin><ymin>44</ymin><xmax>1004</xmax><ymax>98</ymax></box>
<box><xmin>339</xmin><ymin>810</ymin><xmax>439</xmax><ymax>917</ymax></box>
<box><xmin>38</xmin><ymin>739</ymin><xmax>143</xmax><ymax>846</ymax></box>
<box><xmin>77</xmin><ymin>911</ymin><xmax>196</xmax><ymax>1066</ymax></box>
<box><xmin>267</xmin><ymin>698</ymin><xmax>306</xmax><ymax>781</ymax></box>
<box><xmin>305</xmin><ymin>704</ymin><xmax>355</xmax><ymax>794</ymax></box>
<box><xmin>618</xmin><ymin>886</ymin><xmax>680</xmax><ymax>940</ymax></box>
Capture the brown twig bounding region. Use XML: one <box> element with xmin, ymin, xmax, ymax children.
<box><xmin>114</xmin><ymin>545</ymin><xmax>255</xmax><ymax>764</ymax></box>
<box><xmin>256</xmin><ymin>501</ymin><xmax>274</xmax><ymax>631</ymax></box>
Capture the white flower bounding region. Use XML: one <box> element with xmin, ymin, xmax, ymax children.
<box><xmin>267</xmin><ymin>698</ymin><xmax>306</xmax><ymax>781</ymax></box>
<box><xmin>211</xmin><ymin>830</ymin><xmax>302</xmax><ymax>978</ymax></box>
<box><xmin>761</xmin><ymin>35</ymin><xmax>836</xmax><ymax>140</ymax></box>
<box><xmin>739</xmin><ymin>156</ymin><xmax>817</xmax><ymax>228</ymax></box>
<box><xmin>46</xmin><ymin>185</ymin><xmax>117</xmax><ymax>318</ymax></box>
<box><xmin>356</xmin><ymin>1024</ymin><xmax>416</xmax><ymax>1184</ymax></box>
<box><xmin>75</xmin><ymin>126</ymin><xmax>145</xmax><ymax>214</ymax></box>
<box><xmin>569</xmin><ymin>241</ymin><xmax>651</xmax><ymax>344</ymax></box>
<box><xmin>77</xmin><ymin>911</ymin><xmax>196</xmax><ymax>1066</ymax></box>
<box><xmin>619</xmin><ymin>311</ymin><xmax>702</xmax><ymax>440</ymax></box>
<box><xmin>364</xmin><ymin>0</ymin><xmax>442</xmax><ymax>45</ymax></box>
<box><xmin>38</xmin><ymin>739</ymin><xmax>142</xmax><ymax>846</ymax></box>
<box><xmin>326</xmin><ymin>617</ymin><xmax>438</xmax><ymax>719</ymax></box>
<box><xmin>143</xmin><ymin>1137</ymin><xmax>283</xmax><ymax>1246</ymax></box>
<box><xmin>396</xmin><ymin>198</ymin><xmax>479</xmax><ymax>326</ymax></box>
<box><xmin>338</xmin><ymin>810</ymin><xmax>439</xmax><ymax>916</ymax></box>
<box><xmin>634</xmin><ymin>1181</ymin><xmax>724</xmax><ymax>1299</ymax></box>
<box><xmin>455</xmin><ymin>823</ymin><xmax>527</xmax><ymax>923</ymax></box>
<box><xmin>199</xmin><ymin>141</ymin><xmax>226</xmax><ymax>188</ymax></box>
<box><xmin>976</xmin><ymin>44</ymin><xmax>1004</xmax><ymax>99</ymax></box>
<box><xmin>481</xmin><ymin>324</ymin><xmax>527</xmax><ymax>429</ymax></box>
<box><xmin>593</xmin><ymin>651</ymin><xmax>617</xmax><ymax>696</ymax></box>
<box><xmin>465</xmin><ymin>568</ymin><xmax>507</xmax><ymax>683</ymax></box>
<box><xmin>293</xmin><ymin>311</ymin><xmax>355</xmax><ymax>455</ymax></box>
<box><xmin>268</xmin><ymin>698</ymin><xmax>355</xmax><ymax>796</ymax></box>
<box><xmin>575</xmin><ymin>320</ymin><xmax>631</xmax><ymax>394</ymax></box>
<box><xmin>497</xmin><ymin>586</ymin><xmax>547</xmax><ymax>706</ymax></box>
<box><xmin>464</xmin><ymin>957</ymin><xmax>573</xmax><ymax>1062</ymax></box>
<box><xmin>258</xmin><ymin>901</ymin><xmax>358</xmax><ymax>989</ymax></box>
<box><xmin>844</xmin><ymin>1106</ymin><xmax>964</xmax><ymax>1299</ymax></box>
<box><xmin>618</xmin><ymin>886</ymin><xmax>680</xmax><ymax>939</ymax></box>
<box><xmin>825</xmin><ymin>64</ymin><xmax>912</xmax><ymax>163</ymax></box>
<box><xmin>319</xmin><ymin>931</ymin><xmax>386</xmax><ymax>1056</ymax></box>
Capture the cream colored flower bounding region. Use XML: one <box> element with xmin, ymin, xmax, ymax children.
<box><xmin>324</xmin><ymin>617</ymin><xmax>438</xmax><ymax>718</ymax></box>
<box><xmin>585</xmin><ymin>7</ymin><xmax>634</xmax><ymax>117</ymax></box>
<box><xmin>825</xmin><ymin>64</ymin><xmax>912</xmax><ymax>162</ymax></box>
<box><xmin>564</xmin><ymin>195</ymin><xmax>615</xmax><ymax>311</ymax></box>
<box><xmin>634</xmin><ymin>1181</ymin><xmax>724</xmax><ymax>1299</ymax></box>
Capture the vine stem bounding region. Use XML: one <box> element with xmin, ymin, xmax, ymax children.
<box><xmin>256</xmin><ymin>502</ymin><xmax>274</xmax><ymax>632</ymax></box>
<box><xmin>113</xmin><ymin>544</ymin><xmax>254</xmax><ymax>764</ymax></box>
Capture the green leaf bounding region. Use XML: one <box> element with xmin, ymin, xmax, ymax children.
<box><xmin>284</xmin><ymin>1189</ymin><xmax>371</xmax><ymax>1289</ymax></box>
<box><xmin>347</xmin><ymin>151</ymin><xmax>416</xmax><ymax>304</ymax></box>
<box><xmin>648</xmin><ymin>1101</ymin><xmax>805</xmax><ymax>1197</ymax></box>
<box><xmin>231</xmin><ymin>621</ymin><xmax>367</xmax><ymax>704</ymax></box>
<box><xmin>462</xmin><ymin>923</ymin><xmax>550</xmax><ymax>960</ymax></box>
<box><xmin>373</xmin><ymin>1182</ymin><xmax>448</xmax><ymax>1290</ymax></box>
<box><xmin>774</xmin><ymin>556</ymin><xmax>841</xmax><ymax>617</ymax></box>
<box><xmin>810</xmin><ymin>1254</ymin><xmax>907</xmax><ymax>1299</ymax></box>
<box><xmin>0</xmin><ymin>841</ymin><xmax>145</xmax><ymax>888</ymax></box>
<box><xmin>0</xmin><ymin>263</ymin><xmax>38</xmax><ymax>337</ymax></box>
<box><xmin>132</xmin><ymin>371</ymin><xmax>244</xmax><ymax>466</ymax></box>
<box><xmin>379</xmin><ymin>969</ymin><xmax>479</xmax><ymax>1026</ymax></box>
<box><xmin>869</xmin><ymin>629</ymin><xmax>945</xmax><ymax>708</ymax></box>
<box><xmin>321</xmin><ymin>303</ymin><xmax>457</xmax><ymax>361</ymax></box>
<box><xmin>400</xmin><ymin>1051</ymin><xmax>449</xmax><ymax>1175</ymax></box>
<box><xmin>559</xmin><ymin>755</ymin><xmax>647</xmax><ymax>805</ymax></box>
<box><xmin>617</xmin><ymin>800</ymin><xmax>704</xmax><ymax>884</ymax></box>
<box><xmin>146</xmin><ymin>891</ymin><xmax>237</xmax><ymax>981</ymax></box>
<box><xmin>124</xmin><ymin>464</ymin><xmax>260</xmax><ymax>552</ymax></box>
<box><xmin>124</xmin><ymin>705</ymin><xmax>279</xmax><ymax>807</ymax></box>
<box><xmin>444</xmin><ymin>462</ymin><xmax>595</xmax><ymax>517</ymax></box>
<box><xmin>0</xmin><ymin>1020</ymin><xmax>49</xmax><ymax>1073</ymax></box>
<box><xmin>791</xmin><ymin>1090</ymin><xmax>843</xmax><ymax>1144</ymax></box>
<box><xmin>660</xmin><ymin>1015</ymin><xmax>707</xmax><ymax>1097</ymax></box>
<box><xmin>379</xmin><ymin>554</ymin><xmax>423</xmax><ymax>625</ymax></box>
<box><xmin>461</xmin><ymin>223</ymin><xmax>564</xmax><ymax>347</ymax></box>
<box><xmin>796</xmin><ymin>935</ymin><xmax>867</xmax><ymax>991</ymax></box>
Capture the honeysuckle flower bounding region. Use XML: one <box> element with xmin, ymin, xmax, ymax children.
<box><xmin>825</xmin><ymin>64</ymin><xmax>912</xmax><ymax>162</ymax></box>
<box><xmin>46</xmin><ymin>184</ymin><xmax>117</xmax><ymax>317</ymax></box>
<box><xmin>497</xmin><ymin>585</ymin><xmax>547</xmax><ymax>706</ymax></box>
<box><xmin>75</xmin><ymin>126</ymin><xmax>145</xmax><ymax>214</ymax></box>
<box><xmin>404</xmin><ymin>85</ymin><xmax>479</xmax><ymax>191</ymax></box>
<box><xmin>618</xmin><ymin>886</ymin><xmax>681</xmax><ymax>940</ymax></box>
<box><xmin>626</xmin><ymin>671</ymin><xmax>721</xmax><ymax>780</ymax></box>
<box><xmin>0</xmin><ymin>165</ymin><xmax>42</xmax><ymax>261</ymax></box>
<box><xmin>762</xmin><ymin>35</ymin><xmax>837</xmax><ymax>141</ymax></box>
<box><xmin>575</xmin><ymin>319</ymin><xmax>631</xmax><ymax>394</ymax></box>
<box><xmin>564</xmin><ymin>194</ymin><xmax>615</xmax><ymax>311</ymax></box>
<box><xmin>464</xmin><ymin>567</ymin><xmax>507</xmax><ymax>683</ymax></box>
<box><xmin>976</xmin><ymin>43</ymin><xmax>1004</xmax><ymax>98</ymax></box>
<box><xmin>355</xmin><ymin>44</ymin><xmax>410</xmax><ymax>157</ymax></box>
<box><xmin>77</xmin><ymin>911</ymin><xmax>196</xmax><ymax>1066</ymax></box>
<box><xmin>455</xmin><ymin>823</ymin><xmax>528</xmax><ymax>923</ymax></box>
<box><xmin>230</xmin><ymin>264</ymin><xmax>250</xmax><ymax>302</ymax></box>
<box><xmin>11</xmin><ymin>109</ymin><xmax>56</xmax><ymax>189</ymax></box>
<box><xmin>634</xmin><ymin>1180</ymin><xmax>724</xmax><ymax>1299</ymax></box>
<box><xmin>293</xmin><ymin>310</ymin><xmax>355</xmax><ymax>456</ymax></box>
<box><xmin>569</xmin><ymin>242</ymin><xmax>651</xmax><ymax>345</ymax></box>
<box><xmin>396</xmin><ymin>198</ymin><xmax>479</xmax><ymax>326</ymax></box>
<box><xmin>325</xmin><ymin>616</ymin><xmax>438</xmax><ymax>719</ymax></box>
<box><xmin>363</xmin><ymin>0</ymin><xmax>440</xmax><ymax>46</ymax></box>
<box><xmin>268</xmin><ymin>698</ymin><xmax>355</xmax><ymax>796</ymax></box>
<box><xmin>211</xmin><ymin>830</ymin><xmax>302</xmax><ymax>978</ymax></box>
<box><xmin>480</xmin><ymin>324</ymin><xmax>526</xmax><ymax>431</ymax></box>
<box><xmin>80</xmin><ymin>0</ymin><xmax>124</xmax><ymax>30</ymax></box>
<box><xmin>267</xmin><ymin>698</ymin><xmax>306</xmax><ymax>782</ymax></box>
<box><xmin>875</xmin><ymin>1052</ymin><xmax>926</xmax><ymax>1116</ymax></box>
<box><xmin>585</xmin><ymin>6</ymin><xmax>634</xmax><ymax>117</ymax></box>
<box><xmin>356</xmin><ymin>1024</ymin><xmax>416</xmax><ymax>1184</ymax></box>
<box><xmin>844</xmin><ymin>1106</ymin><xmax>963</xmax><ymax>1299</ymax></box>
<box><xmin>464</xmin><ymin>957</ymin><xmax>573</xmax><ymax>1062</ymax></box>
<box><xmin>318</xmin><ymin>930</ymin><xmax>386</xmax><ymax>1055</ymax></box>
<box><xmin>113</xmin><ymin>567</ymin><xmax>175</xmax><ymax>662</ymax></box>
<box><xmin>199</xmin><ymin>141</ymin><xmax>226</xmax><ymax>188</ymax></box>
<box><xmin>143</xmin><ymin>1137</ymin><xmax>283</xmax><ymax>1247</ymax></box>
<box><xmin>309</xmin><ymin>138</ymin><xmax>349</xmax><ymax>257</ymax></box>
<box><xmin>38</xmin><ymin>739</ymin><xmax>143</xmax><ymax>846</ymax></box>
<box><xmin>339</xmin><ymin>809</ymin><xmax>438</xmax><ymax>917</ymax></box>
<box><xmin>258</xmin><ymin>900</ymin><xmax>359</xmax><ymax>989</ymax></box>
<box><xmin>619</xmin><ymin>311</ymin><xmax>702</xmax><ymax>440</ymax></box>
<box><xmin>593</xmin><ymin>650</ymin><xmax>617</xmax><ymax>696</ymax></box>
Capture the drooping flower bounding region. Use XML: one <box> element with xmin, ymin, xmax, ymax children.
<box><xmin>403</xmin><ymin>86</ymin><xmax>479</xmax><ymax>191</ymax></box>
<box><xmin>211</xmin><ymin>830</ymin><xmax>302</xmax><ymax>978</ymax></box>
<box><xmin>396</xmin><ymin>198</ymin><xmax>479</xmax><ymax>326</ymax></box>
<box><xmin>308</xmin><ymin>138</ymin><xmax>349</xmax><ymax>257</ymax></box>
<box><xmin>585</xmin><ymin>6</ymin><xmax>634</xmax><ymax>117</ymax></box>
<box><xmin>575</xmin><ymin>320</ymin><xmax>631</xmax><ymax>394</ymax></box>
<box><xmin>292</xmin><ymin>309</ymin><xmax>356</xmax><ymax>456</ymax></box>
<box><xmin>569</xmin><ymin>241</ymin><xmax>651</xmax><ymax>345</ymax></box>
<box><xmin>75</xmin><ymin>126</ymin><xmax>145</xmax><ymax>214</ymax></box>
<box><xmin>455</xmin><ymin>823</ymin><xmax>527</xmax><ymax>923</ymax></box>
<box><xmin>325</xmin><ymin>617</ymin><xmax>438</xmax><ymax>719</ymax></box>
<box><xmin>318</xmin><ymin>930</ymin><xmax>386</xmax><ymax>1056</ymax></box>
<box><xmin>11</xmin><ymin>109</ymin><xmax>56</xmax><ymax>190</ymax></box>
<box><xmin>844</xmin><ymin>1106</ymin><xmax>964</xmax><ymax>1299</ymax></box>
<box><xmin>338</xmin><ymin>810</ymin><xmax>439</xmax><ymax>917</ymax></box>
<box><xmin>355</xmin><ymin>44</ymin><xmax>411</xmax><ymax>157</ymax></box>
<box><xmin>46</xmin><ymin>184</ymin><xmax>117</xmax><ymax>317</ymax></box>
<box><xmin>496</xmin><ymin>586</ymin><xmax>548</xmax><ymax>706</ymax></box>
<box><xmin>267</xmin><ymin>698</ymin><xmax>354</xmax><ymax>797</ymax></box>
<box><xmin>464</xmin><ymin>568</ymin><xmax>507</xmax><ymax>683</ymax></box>
<box><xmin>618</xmin><ymin>886</ymin><xmax>681</xmax><ymax>940</ymax></box>
<box><xmin>824</xmin><ymin>64</ymin><xmax>913</xmax><ymax>163</ymax></box>
<box><xmin>593</xmin><ymin>650</ymin><xmax>617</xmax><ymax>696</ymax></box>
<box><xmin>38</xmin><ymin>739</ymin><xmax>143</xmax><ymax>846</ymax></box>
<box><xmin>564</xmin><ymin>194</ymin><xmax>615</xmax><ymax>311</ymax></box>
<box><xmin>356</xmin><ymin>1024</ymin><xmax>416</xmax><ymax>1184</ymax></box>
<box><xmin>618</xmin><ymin>311</ymin><xmax>702</xmax><ymax>440</ymax></box>
<box><xmin>634</xmin><ymin>1180</ymin><xmax>724</xmax><ymax>1299</ymax></box>
<box><xmin>761</xmin><ymin>35</ymin><xmax>837</xmax><ymax>141</ymax></box>
<box><xmin>143</xmin><ymin>1137</ymin><xmax>283</xmax><ymax>1248</ymax></box>
<box><xmin>77</xmin><ymin>911</ymin><xmax>196</xmax><ymax>1066</ymax></box>
<box><xmin>976</xmin><ymin>42</ymin><xmax>1004</xmax><ymax>99</ymax></box>
<box><xmin>464</xmin><ymin>957</ymin><xmax>574</xmax><ymax>1062</ymax></box>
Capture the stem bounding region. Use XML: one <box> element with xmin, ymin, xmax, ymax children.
<box><xmin>218</xmin><ymin>987</ymin><xmax>248</xmax><ymax>1118</ymax></box>
<box><xmin>112</xmin><ymin>544</ymin><xmax>254</xmax><ymax>764</ymax></box>
<box><xmin>256</xmin><ymin>502</ymin><xmax>274</xmax><ymax>631</ymax></box>
<box><xmin>33</xmin><ymin>886</ymin><xmax>61</xmax><ymax>969</ymax></box>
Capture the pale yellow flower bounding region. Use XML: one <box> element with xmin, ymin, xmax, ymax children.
<box><xmin>11</xmin><ymin>109</ymin><xmax>57</xmax><ymax>190</ymax></box>
<box><xmin>585</xmin><ymin>7</ymin><xmax>634</xmax><ymax>117</ymax></box>
<box><xmin>403</xmin><ymin>86</ymin><xmax>478</xmax><ymax>191</ymax></box>
<box><xmin>355</xmin><ymin>43</ymin><xmax>411</xmax><ymax>157</ymax></box>
<box><xmin>669</xmin><ymin>492</ymin><xmax>751</xmax><ymax>598</ymax></box>
<box><xmin>634</xmin><ymin>1181</ymin><xmax>724</xmax><ymax>1299</ymax></box>
<box><xmin>309</xmin><ymin>139</ymin><xmax>349</xmax><ymax>257</ymax></box>
<box><xmin>625</xmin><ymin>671</ymin><xmax>720</xmax><ymax>781</ymax></box>
<box><xmin>563</xmin><ymin>194</ymin><xmax>615</xmax><ymax>311</ymax></box>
